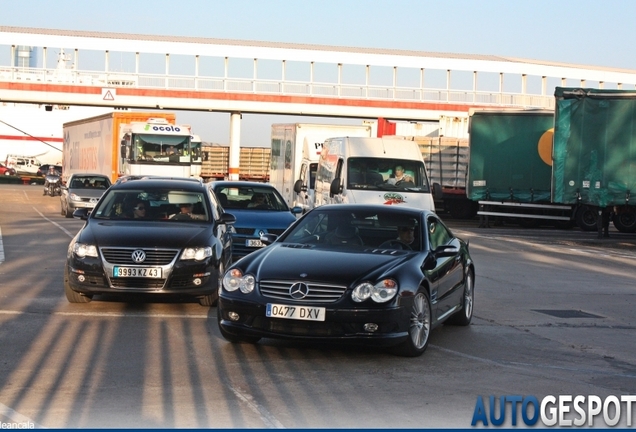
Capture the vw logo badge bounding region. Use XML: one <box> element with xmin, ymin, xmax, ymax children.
<box><xmin>289</xmin><ymin>282</ymin><xmax>309</xmax><ymax>300</ymax></box>
<box><xmin>90</xmin><ymin>198</ymin><xmax>98</xmax><ymax>203</ymax></box>
<box><xmin>131</xmin><ymin>249</ymin><xmax>146</xmax><ymax>263</ymax></box>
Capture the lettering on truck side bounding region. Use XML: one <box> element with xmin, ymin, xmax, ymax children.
<box><xmin>144</xmin><ymin>124</ymin><xmax>182</xmax><ymax>132</ymax></box>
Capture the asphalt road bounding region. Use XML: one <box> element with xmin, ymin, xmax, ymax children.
<box><xmin>0</xmin><ymin>184</ymin><xmax>634</xmax><ymax>428</ymax></box>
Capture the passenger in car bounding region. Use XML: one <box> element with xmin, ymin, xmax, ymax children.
<box><xmin>131</xmin><ymin>202</ymin><xmax>147</xmax><ymax>219</ymax></box>
<box><xmin>123</xmin><ymin>200</ymin><xmax>148</xmax><ymax>219</ymax></box>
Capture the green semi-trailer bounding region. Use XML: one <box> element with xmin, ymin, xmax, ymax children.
<box><xmin>553</xmin><ymin>87</ymin><xmax>636</xmax><ymax>233</ymax></box>
<box><xmin>467</xmin><ymin>108</ymin><xmax>603</xmax><ymax>231</ymax></box>
<box><xmin>467</xmin><ymin>89</ymin><xmax>636</xmax><ymax>234</ymax></box>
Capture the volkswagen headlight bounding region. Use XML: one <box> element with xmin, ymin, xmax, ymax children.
<box><xmin>223</xmin><ymin>268</ymin><xmax>255</xmax><ymax>293</ymax></box>
<box><xmin>73</xmin><ymin>243</ymin><xmax>98</xmax><ymax>258</ymax></box>
<box><xmin>181</xmin><ymin>247</ymin><xmax>213</xmax><ymax>261</ymax></box>
<box><xmin>352</xmin><ymin>279</ymin><xmax>398</xmax><ymax>303</ymax></box>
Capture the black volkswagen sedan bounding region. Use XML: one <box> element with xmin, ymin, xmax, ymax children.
<box><xmin>218</xmin><ymin>204</ymin><xmax>474</xmax><ymax>357</ymax></box>
<box><xmin>64</xmin><ymin>177</ymin><xmax>236</xmax><ymax>306</ymax></box>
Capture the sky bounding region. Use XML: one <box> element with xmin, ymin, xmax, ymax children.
<box><xmin>2</xmin><ymin>0</ymin><xmax>636</xmax><ymax>147</ymax></box>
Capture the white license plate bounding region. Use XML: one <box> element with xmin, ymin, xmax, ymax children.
<box><xmin>246</xmin><ymin>239</ymin><xmax>265</xmax><ymax>247</ymax></box>
<box><xmin>113</xmin><ymin>266</ymin><xmax>162</xmax><ymax>278</ymax></box>
<box><xmin>266</xmin><ymin>303</ymin><xmax>326</xmax><ymax>321</ymax></box>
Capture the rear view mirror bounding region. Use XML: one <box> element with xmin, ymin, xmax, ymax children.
<box><xmin>73</xmin><ymin>208</ymin><xmax>90</xmax><ymax>220</ymax></box>
<box><xmin>293</xmin><ymin>179</ymin><xmax>305</xmax><ymax>194</ymax></box>
<box><xmin>330</xmin><ymin>178</ymin><xmax>341</xmax><ymax>197</ymax></box>
<box><xmin>434</xmin><ymin>244</ymin><xmax>459</xmax><ymax>257</ymax></box>
<box><xmin>260</xmin><ymin>233</ymin><xmax>278</xmax><ymax>245</ymax></box>
<box><xmin>220</xmin><ymin>213</ymin><xmax>236</xmax><ymax>225</ymax></box>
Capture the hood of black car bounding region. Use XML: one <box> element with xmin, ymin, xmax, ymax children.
<box><xmin>79</xmin><ymin>220</ymin><xmax>210</xmax><ymax>248</ymax></box>
<box><xmin>242</xmin><ymin>243</ymin><xmax>410</xmax><ymax>284</ymax></box>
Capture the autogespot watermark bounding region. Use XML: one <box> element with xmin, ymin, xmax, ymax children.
<box><xmin>471</xmin><ymin>395</ymin><xmax>636</xmax><ymax>427</ymax></box>
<box><xmin>0</xmin><ymin>421</ymin><xmax>34</xmax><ymax>429</ymax></box>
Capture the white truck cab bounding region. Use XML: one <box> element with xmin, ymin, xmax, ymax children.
<box><xmin>120</xmin><ymin>118</ymin><xmax>192</xmax><ymax>178</ymax></box>
<box><xmin>313</xmin><ymin>136</ymin><xmax>438</xmax><ymax>211</ymax></box>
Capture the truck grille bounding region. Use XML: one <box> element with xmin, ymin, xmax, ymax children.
<box><xmin>101</xmin><ymin>248</ymin><xmax>179</xmax><ymax>265</ymax></box>
<box><xmin>260</xmin><ymin>280</ymin><xmax>347</xmax><ymax>303</ymax></box>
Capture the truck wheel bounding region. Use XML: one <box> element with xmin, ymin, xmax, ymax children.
<box><xmin>613</xmin><ymin>209</ymin><xmax>636</xmax><ymax>233</ymax></box>
<box><xmin>575</xmin><ymin>206</ymin><xmax>598</xmax><ymax>231</ymax></box>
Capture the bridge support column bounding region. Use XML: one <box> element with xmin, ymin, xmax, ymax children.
<box><xmin>229</xmin><ymin>112</ymin><xmax>241</xmax><ymax>181</ymax></box>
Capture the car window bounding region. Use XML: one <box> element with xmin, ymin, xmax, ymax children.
<box><xmin>283</xmin><ymin>209</ymin><xmax>421</xmax><ymax>250</ymax></box>
<box><xmin>92</xmin><ymin>189</ymin><xmax>209</xmax><ymax>221</ymax></box>
<box><xmin>70</xmin><ymin>176</ymin><xmax>110</xmax><ymax>189</ymax></box>
<box><xmin>215</xmin><ymin>186</ymin><xmax>289</xmax><ymax>211</ymax></box>
<box><xmin>427</xmin><ymin>216</ymin><xmax>452</xmax><ymax>249</ymax></box>
<box><xmin>207</xmin><ymin>188</ymin><xmax>222</xmax><ymax>220</ymax></box>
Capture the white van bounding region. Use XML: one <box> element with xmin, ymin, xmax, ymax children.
<box><xmin>5</xmin><ymin>155</ymin><xmax>42</xmax><ymax>175</ymax></box>
<box><xmin>313</xmin><ymin>137</ymin><xmax>439</xmax><ymax>211</ymax></box>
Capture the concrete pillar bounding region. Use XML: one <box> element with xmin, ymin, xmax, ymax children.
<box><xmin>229</xmin><ymin>112</ymin><xmax>242</xmax><ymax>181</ymax></box>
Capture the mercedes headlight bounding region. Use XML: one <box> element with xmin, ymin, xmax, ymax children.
<box><xmin>352</xmin><ymin>279</ymin><xmax>398</xmax><ymax>303</ymax></box>
<box><xmin>223</xmin><ymin>268</ymin><xmax>255</xmax><ymax>293</ymax></box>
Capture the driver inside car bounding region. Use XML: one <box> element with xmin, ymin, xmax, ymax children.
<box><xmin>386</xmin><ymin>165</ymin><xmax>413</xmax><ymax>186</ymax></box>
<box><xmin>379</xmin><ymin>225</ymin><xmax>415</xmax><ymax>250</ymax></box>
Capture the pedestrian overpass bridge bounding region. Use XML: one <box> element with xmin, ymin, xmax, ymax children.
<box><xmin>2</xmin><ymin>25</ymin><xmax>635</xmax><ymax>122</ymax></box>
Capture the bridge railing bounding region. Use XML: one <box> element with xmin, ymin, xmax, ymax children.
<box><xmin>0</xmin><ymin>66</ymin><xmax>554</xmax><ymax>109</ymax></box>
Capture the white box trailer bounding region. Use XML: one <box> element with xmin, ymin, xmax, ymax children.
<box><xmin>270</xmin><ymin>123</ymin><xmax>372</xmax><ymax>212</ymax></box>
